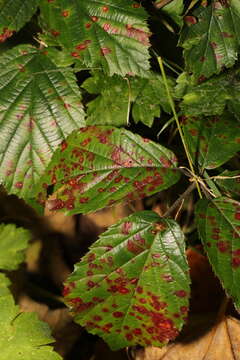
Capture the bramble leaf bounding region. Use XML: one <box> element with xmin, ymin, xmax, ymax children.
<box><xmin>0</xmin><ymin>45</ymin><xmax>85</xmax><ymax>198</ymax></box>
<box><xmin>64</xmin><ymin>211</ymin><xmax>190</xmax><ymax>350</ymax></box>
<box><xmin>35</xmin><ymin>126</ymin><xmax>180</xmax><ymax>214</ymax></box>
<box><xmin>196</xmin><ymin>197</ymin><xmax>240</xmax><ymax>311</ymax></box>
<box><xmin>182</xmin><ymin>113</ymin><xmax>240</xmax><ymax>170</ymax></box>
<box><xmin>179</xmin><ymin>0</ymin><xmax>240</xmax><ymax>80</ymax></box>
<box><xmin>0</xmin><ymin>0</ymin><xmax>39</xmax><ymax>42</ymax></box>
<box><xmin>176</xmin><ymin>69</ymin><xmax>240</xmax><ymax>119</ymax></box>
<box><xmin>39</xmin><ymin>0</ymin><xmax>150</xmax><ymax>77</ymax></box>
<box><xmin>0</xmin><ymin>273</ymin><xmax>62</xmax><ymax>360</ymax></box>
<box><xmin>215</xmin><ymin>170</ymin><xmax>240</xmax><ymax>199</ymax></box>
<box><xmin>154</xmin><ymin>0</ymin><xmax>184</xmax><ymax>27</ymax></box>
<box><xmin>0</xmin><ymin>224</ymin><xmax>31</xmax><ymax>270</ymax></box>
<box><xmin>83</xmin><ymin>72</ymin><xmax>174</xmax><ymax>127</ymax></box>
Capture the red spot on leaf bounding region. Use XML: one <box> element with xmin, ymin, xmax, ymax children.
<box><xmin>232</xmin><ymin>257</ymin><xmax>240</xmax><ymax>268</ymax></box>
<box><xmin>85</xmin><ymin>23</ymin><xmax>91</xmax><ymax>29</ymax></box>
<box><xmin>125</xmin><ymin>333</ymin><xmax>133</xmax><ymax>340</ymax></box>
<box><xmin>235</xmin><ymin>212</ymin><xmax>240</xmax><ymax>220</ymax></box>
<box><xmin>121</xmin><ymin>221</ymin><xmax>132</xmax><ymax>235</ymax></box>
<box><xmin>174</xmin><ymin>290</ymin><xmax>187</xmax><ymax>297</ymax></box>
<box><xmin>93</xmin><ymin>315</ymin><xmax>102</xmax><ymax>321</ymax></box>
<box><xmin>79</xmin><ymin>197</ymin><xmax>89</xmax><ymax>204</ymax></box>
<box><xmin>136</xmin><ymin>286</ymin><xmax>143</xmax><ymax>294</ymax></box>
<box><xmin>61</xmin><ymin>140</ymin><xmax>68</xmax><ymax>151</ymax></box>
<box><xmin>113</xmin><ymin>311</ymin><xmax>124</xmax><ymax>318</ymax></box>
<box><xmin>51</xmin><ymin>29</ymin><xmax>60</xmax><ymax>37</ymax></box>
<box><xmin>216</xmin><ymin>241</ymin><xmax>229</xmax><ymax>253</ymax></box>
<box><xmin>0</xmin><ymin>27</ymin><xmax>13</xmax><ymax>42</ymax></box>
<box><xmin>71</xmin><ymin>52</ymin><xmax>80</xmax><ymax>57</ymax></box>
<box><xmin>100</xmin><ymin>47</ymin><xmax>112</xmax><ymax>56</ymax></box>
<box><xmin>61</xmin><ymin>10</ymin><xmax>69</xmax><ymax>17</ymax></box>
<box><xmin>91</xmin><ymin>16</ymin><xmax>99</xmax><ymax>22</ymax></box>
<box><xmin>14</xmin><ymin>181</ymin><xmax>23</xmax><ymax>189</ymax></box>
<box><xmin>184</xmin><ymin>16</ymin><xmax>197</xmax><ymax>25</ymax></box>
<box><xmin>102</xmin><ymin>6</ymin><xmax>109</xmax><ymax>12</ymax></box>
<box><xmin>132</xmin><ymin>3</ymin><xmax>141</xmax><ymax>8</ymax></box>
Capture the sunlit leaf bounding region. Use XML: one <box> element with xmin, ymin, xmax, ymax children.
<box><xmin>176</xmin><ymin>68</ymin><xmax>240</xmax><ymax>119</ymax></box>
<box><xmin>179</xmin><ymin>0</ymin><xmax>240</xmax><ymax>81</ymax></box>
<box><xmin>0</xmin><ymin>273</ymin><xmax>62</xmax><ymax>360</ymax></box>
<box><xmin>35</xmin><ymin>126</ymin><xmax>180</xmax><ymax>214</ymax></box>
<box><xmin>0</xmin><ymin>0</ymin><xmax>39</xmax><ymax>42</ymax></box>
<box><xmin>215</xmin><ymin>170</ymin><xmax>240</xmax><ymax>199</ymax></box>
<box><xmin>83</xmin><ymin>72</ymin><xmax>174</xmax><ymax>127</ymax></box>
<box><xmin>196</xmin><ymin>197</ymin><xmax>240</xmax><ymax>311</ymax></box>
<box><xmin>64</xmin><ymin>211</ymin><xmax>190</xmax><ymax>350</ymax></box>
<box><xmin>154</xmin><ymin>0</ymin><xmax>184</xmax><ymax>27</ymax></box>
<box><xmin>39</xmin><ymin>0</ymin><xmax>150</xmax><ymax>77</ymax></box>
<box><xmin>0</xmin><ymin>224</ymin><xmax>31</xmax><ymax>270</ymax></box>
<box><xmin>0</xmin><ymin>45</ymin><xmax>85</xmax><ymax>198</ymax></box>
<box><xmin>182</xmin><ymin>113</ymin><xmax>240</xmax><ymax>170</ymax></box>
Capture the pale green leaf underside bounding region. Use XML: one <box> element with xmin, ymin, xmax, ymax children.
<box><xmin>215</xmin><ymin>170</ymin><xmax>240</xmax><ymax>199</ymax></box>
<box><xmin>39</xmin><ymin>0</ymin><xmax>150</xmax><ymax>76</ymax></box>
<box><xmin>179</xmin><ymin>0</ymin><xmax>240</xmax><ymax>80</ymax></box>
<box><xmin>35</xmin><ymin>126</ymin><xmax>180</xmax><ymax>215</ymax></box>
<box><xmin>64</xmin><ymin>211</ymin><xmax>190</xmax><ymax>350</ymax></box>
<box><xmin>83</xmin><ymin>72</ymin><xmax>174</xmax><ymax>127</ymax></box>
<box><xmin>196</xmin><ymin>198</ymin><xmax>240</xmax><ymax>311</ymax></box>
<box><xmin>0</xmin><ymin>224</ymin><xmax>31</xmax><ymax>270</ymax></box>
<box><xmin>0</xmin><ymin>0</ymin><xmax>39</xmax><ymax>40</ymax></box>
<box><xmin>0</xmin><ymin>45</ymin><xmax>85</xmax><ymax>198</ymax></box>
<box><xmin>0</xmin><ymin>273</ymin><xmax>62</xmax><ymax>360</ymax></box>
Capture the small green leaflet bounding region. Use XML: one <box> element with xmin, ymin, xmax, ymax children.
<box><xmin>0</xmin><ymin>45</ymin><xmax>85</xmax><ymax>198</ymax></box>
<box><xmin>0</xmin><ymin>273</ymin><xmax>62</xmax><ymax>360</ymax></box>
<box><xmin>215</xmin><ymin>170</ymin><xmax>240</xmax><ymax>200</ymax></box>
<box><xmin>176</xmin><ymin>69</ymin><xmax>240</xmax><ymax>119</ymax></box>
<box><xmin>35</xmin><ymin>126</ymin><xmax>180</xmax><ymax>214</ymax></box>
<box><xmin>182</xmin><ymin>113</ymin><xmax>240</xmax><ymax>170</ymax></box>
<box><xmin>179</xmin><ymin>0</ymin><xmax>240</xmax><ymax>81</ymax></box>
<box><xmin>196</xmin><ymin>197</ymin><xmax>240</xmax><ymax>311</ymax></box>
<box><xmin>64</xmin><ymin>211</ymin><xmax>190</xmax><ymax>350</ymax></box>
<box><xmin>82</xmin><ymin>72</ymin><xmax>174</xmax><ymax>127</ymax></box>
<box><xmin>39</xmin><ymin>0</ymin><xmax>150</xmax><ymax>77</ymax></box>
<box><xmin>0</xmin><ymin>224</ymin><xmax>31</xmax><ymax>270</ymax></box>
<box><xmin>0</xmin><ymin>0</ymin><xmax>39</xmax><ymax>42</ymax></box>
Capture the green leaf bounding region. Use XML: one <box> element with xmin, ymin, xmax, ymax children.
<box><xmin>0</xmin><ymin>274</ymin><xmax>62</xmax><ymax>360</ymax></box>
<box><xmin>196</xmin><ymin>197</ymin><xmax>240</xmax><ymax>311</ymax></box>
<box><xmin>0</xmin><ymin>45</ymin><xmax>85</xmax><ymax>198</ymax></box>
<box><xmin>0</xmin><ymin>224</ymin><xmax>31</xmax><ymax>270</ymax></box>
<box><xmin>179</xmin><ymin>0</ymin><xmax>240</xmax><ymax>80</ymax></box>
<box><xmin>155</xmin><ymin>0</ymin><xmax>184</xmax><ymax>27</ymax></box>
<box><xmin>35</xmin><ymin>126</ymin><xmax>180</xmax><ymax>214</ymax></box>
<box><xmin>64</xmin><ymin>211</ymin><xmax>190</xmax><ymax>350</ymax></box>
<box><xmin>215</xmin><ymin>170</ymin><xmax>240</xmax><ymax>199</ymax></box>
<box><xmin>39</xmin><ymin>0</ymin><xmax>150</xmax><ymax>77</ymax></box>
<box><xmin>176</xmin><ymin>69</ymin><xmax>240</xmax><ymax>118</ymax></box>
<box><xmin>182</xmin><ymin>113</ymin><xmax>240</xmax><ymax>170</ymax></box>
<box><xmin>0</xmin><ymin>0</ymin><xmax>39</xmax><ymax>42</ymax></box>
<box><xmin>83</xmin><ymin>72</ymin><xmax>174</xmax><ymax>127</ymax></box>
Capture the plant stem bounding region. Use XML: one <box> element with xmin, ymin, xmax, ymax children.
<box><xmin>203</xmin><ymin>170</ymin><xmax>222</xmax><ymax>198</ymax></box>
<box><xmin>158</xmin><ymin>56</ymin><xmax>202</xmax><ymax>199</ymax></box>
<box><xmin>163</xmin><ymin>182</ymin><xmax>196</xmax><ymax>218</ymax></box>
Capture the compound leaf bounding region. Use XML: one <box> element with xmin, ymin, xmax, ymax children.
<box><xmin>39</xmin><ymin>0</ymin><xmax>150</xmax><ymax>77</ymax></box>
<box><xmin>64</xmin><ymin>211</ymin><xmax>190</xmax><ymax>350</ymax></box>
<box><xmin>83</xmin><ymin>72</ymin><xmax>174</xmax><ymax>127</ymax></box>
<box><xmin>0</xmin><ymin>273</ymin><xmax>62</xmax><ymax>360</ymax></box>
<box><xmin>0</xmin><ymin>45</ymin><xmax>85</xmax><ymax>198</ymax></box>
<box><xmin>0</xmin><ymin>224</ymin><xmax>31</xmax><ymax>271</ymax></box>
<box><xmin>35</xmin><ymin>126</ymin><xmax>180</xmax><ymax>214</ymax></box>
<box><xmin>196</xmin><ymin>197</ymin><xmax>240</xmax><ymax>311</ymax></box>
<box><xmin>182</xmin><ymin>113</ymin><xmax>240</xmax><ymax>170</ymax></box>
<box><xmin>179</xmin><ymin>0</ymin><xmax>240</xmax><ymax>81</ymax></box>
<box><xmin>0</xmin><ymin>0</ymin><xmax>39</xmax><ymax>42</ymax></box>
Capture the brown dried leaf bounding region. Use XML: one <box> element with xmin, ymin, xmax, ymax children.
<box><xmin>135</xmin><ymin>316</ymin><xmax>240</xmax><ymax>360</ymax></box>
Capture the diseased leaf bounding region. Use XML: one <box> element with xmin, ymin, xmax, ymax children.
<box><xmin>83</xmin><ymin>72</ymin><xmax>174</xmax><ymax>127</ymax></box>
<box><xmin>176</xmin><ymin>68</ymin><xmax>240</xmax><ymax>119</ymax></box>
<box><xmin>35</xmin><ymin>126</ymin><xmax>180</xmax><ymax>214</ymax></box>
<box><xmin>0</xmin><ymin>273</ymin><xmax>62</xmax><ymax>360</ymax></box>
<box><xmin>64</xmin><ymin>211</ymin><xmax>190</xmax><ymax>350</ymax></box>
<box><xmin>196</xmin><ymin>197</ymin><xmax>240</xmax><ymax>311</ymax></box>
<box><xmin>39</xmin><ymin>0</ymin><xmax>150</xmax><ymax>77</ymax></box>
<box><xmin>0</xmin><ymin>45</ymin><xmax>85</xmax><ymax>198</ymax></box>
<box><xmin>182</xmin><ymin>113</ymin><xmax>240</xmax><ymax>170</ymax></box>
<box><xmin>0</xmin><ymin>0</ymin><xmax>39</xmax><ymax>42</ymax></box>
<box><xmin>216</xmin><ymin>170</ymin><xmax>240</xmax><ymax>199</ymax></box>
<box><xmin>135</xmin><ymin>316</ymin><xmax>240</xmax><ymax>360</ymax></box>
<box><xmin>0</xmin><ymin>224</ymin><xmax>31</xmax><ymax>270</ymax></box>
<box><xmin>179</xmin><ymin>0</ymin><xmax>240</xmax><ymax>80</ymax></box>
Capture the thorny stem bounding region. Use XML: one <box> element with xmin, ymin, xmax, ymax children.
<box><xmin>163</xmin><ymin>182</ymin><xmax>196</xmax><ymax>218</ymax></box>
<box><xmin>158</xmin><ymin>56</ymin><xmax>203</xmax><ymax>199</ymax></box>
